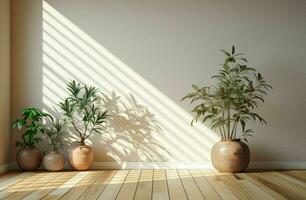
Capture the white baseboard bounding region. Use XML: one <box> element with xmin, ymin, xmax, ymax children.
<box><xmin>90</xmin><ymin>162</ymin><xmax>214</xmax><ymax>169</ymax></box>
<box><xmin>8</xmin><ymin>161</ymin><xmax>306</xmax><ymax>170</ymax></box>
<box><xmin>248</xmin><ymin>162</ymin><xmax>306</xmax><ymax>170</ymax></box>
<box><xmin>0</xmin><ymin>163</ymin><xmax>11</xmax><ymax>174</ymax></box>
<box><xmin>90</xmin><ymin>161</ymin><xmax>306</xmax><ymax>170</ymax></box>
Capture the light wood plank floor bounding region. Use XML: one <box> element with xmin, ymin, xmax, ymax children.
<box><xmin>0</xmin><ymin>170</ymin><xmax>305</xmax><ymax>200</ymax></box>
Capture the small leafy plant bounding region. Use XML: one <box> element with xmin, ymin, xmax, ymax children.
<box><xmin>59</xmin><ymin>80</ymin><xmax>108</xmax><ymax>143</ymax></box>
<box><xmin>182</xmin><ymin>46</ymin><xmax>272</xmax><ymax>141</ymax></box>
<box><xmin>44</xmin><ymin>120</ymin><xmax>64</xmax><ymax>152</ymax></box>
<box><xmin>12</xmin><ymin>107</ymin><xmax>53</xmax><ymax>147</ymax></box>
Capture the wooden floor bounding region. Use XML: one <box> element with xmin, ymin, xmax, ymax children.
<box><xmin>0</xmin><ymin>170</ymin><xmax>305</xmax><ymax>200</ymax></box>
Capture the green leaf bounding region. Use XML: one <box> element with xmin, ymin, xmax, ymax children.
<box><xmin>12</xmin><ymin>119</ymin><xmax>26</xmax><ymax>129</ymax></box>
<box><xmin>231</xmin><ymin>45</ymin><xmax>235</xmax><ymax>55</ymax></box>
<box><xmin>202</xmin><ymin>114</ymin><xmax>214</xmax><ymax>123</ymax></box>
<box><xmin>223</xmin><ymin>64</ymin><xmax>230</xmax><ymax>71</ymax></box>
<box><xmin>240</xmin><ymin>120</ymin><xmax>246</xmax><ymax>132</ymax></box>
<box><xmin>192</xmin><ymin>84</ymin><xmax>199</xmax><ymax>90</ymax></box>
<box><xmin>239</xmin><ymin>58</ymin><xmax>248</xmax><ymax>62</ymax></box>
<box><xmin>225</xmin><ymin>57</ymin><xmax>235</xmax><ymax>64</ymax></box>
<box><xmin>220</xmin><ymin>50</ymin><xmax>231</xmax><ymax>57</ymax></box>
<box><xmin>244</xmin><ymin>129</ymin><xmax>254</xmax><ymax>133</ymax></box>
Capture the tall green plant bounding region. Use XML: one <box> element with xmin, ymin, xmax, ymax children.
<box><xmin>182</xmin><ymin>46</ymin><xmax>272</xmax><ymax>141</ymax></box>
<box><xmin>59</xmin><ymin>80</ymin><xmax>108</xmax><ymax>143</ymax></box>
<box><xmin>12</xmin><ymin>107</ymin><xmax>53</xmax><ymax>147</ymax></box>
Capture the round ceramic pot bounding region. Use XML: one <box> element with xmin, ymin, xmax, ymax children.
<box><xmin>17</xmin><ymin>147</ymin><xmax>42</xmax><ymax>171</ymax></box>
<box><xmin>43</xmin><ymin>151</ymin><xmax>65</xmax><ymax>171</ymax></box>
<box><xmin>68</xmin><ymin>142</ymin><xmax>93</xmax><ymax>170</ymax></box>
<box><xmin>211</xmin><ymin>139</ymin><xmax>250</xmax><ymax>172</ymax></box>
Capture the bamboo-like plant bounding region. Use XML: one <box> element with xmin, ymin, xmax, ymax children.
<box><xmin>44</xmin><ymin>120</ymin><xmax>64</xmax><ymax>152</ymax></box>
<box><xmin>12</xmin><ymin>107</ymin><xmax>53</xmax><ymax>147</ymax></box>
<box><xmin>59</xmin><ymin>80</ymin><xmax>108</xmax><ymax>143</ymax></box>
<box><xmin>182</xmin><ymin>46</ymin><xmax>272</xmax><ymax>141</ymax></box>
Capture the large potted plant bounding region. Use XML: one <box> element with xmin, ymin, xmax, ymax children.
<box><xmin>182</xmin><ymin>46</ymin><xmax>272</xmax><ymax>172</ymax></box>
<box><xmin>60</xmin><ymin>80</ymin><xmax>108</xmax><ymax>170</ymax></box>
<box><xmin>12</xmin><ymin>107</ymin><xmax>53</xmax><ymax>171</ymax></box>
<box><xmin>43</xmin><ymin>119</ymin><xmax>65</xmax><ymax>171</ymax></box>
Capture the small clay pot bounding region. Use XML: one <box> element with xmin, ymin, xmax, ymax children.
<box><xmin>211</xmin><ymin>139</ymin><xmax>250</xmax><ymax>172</ymax></box>
<box><xmin>43</xmin><ymin>151</ymin><xmax>65</xmax><ymax>171</ymax></box>
<box><xmin>68</xmin><ymin>142</ymin><xmax>93</xmax><ymax>170</ymax></box>
<box><xmin>17</xmin><ymin>147</ymin><xmax>42</xmax><ymax>171</ymax></box>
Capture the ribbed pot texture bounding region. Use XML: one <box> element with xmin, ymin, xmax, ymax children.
<box><xmin>43</xmin><ymin>151</ymin><xmax>65</xmax><ymax>171</ymax></box>
<box><xmin>68</xmin><ymin>142</ymin><xmax>93</xmax><ymax>170</ymax></box>
<box><xmin>17</xmin><ymin>147</ymin><xmax>42</xmax><ymax>171</ymax></box>
<box><xmin>211</xmin><ymin>139</ymin><xmax>250</xmax><ymax>172</ymax></box>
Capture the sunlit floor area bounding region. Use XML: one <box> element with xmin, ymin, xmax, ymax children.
<box><xmin>0</xmin><ymin>170</ymin><xmax>305</xmax><ymax>200</ymax></box>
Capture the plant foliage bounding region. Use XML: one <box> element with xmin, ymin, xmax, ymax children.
<box><xmin>44</xmin><ymin>119</ymin><xmax>64</xmax><ymax>152</ymax></box>
<box><xmin>59</xmin><ymin>80</ymin><xmax>108</xmax><ymax>143</ymax></box>
<box><xmin>12</xmin><ymin>107</ymin><xmax>53</xmax><ymax>147</ymax></box>
<box><xmin>182</xmin><ymin>46</ymin><xmax>272</xmax><ymax>141</ymax></box>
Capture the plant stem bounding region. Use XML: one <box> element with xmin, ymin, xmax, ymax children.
<box><xmin>234</xmin><ymin>122</ymin><xmax>238</xmax><ymax>138</ymax></box>
<box><xmin>83</xmin><ymin>132</ymin><xmax>91</xmax><ymax>140</ymax></box>
<box><xmin>84</xmin><ymin>123</ymin><xmax>88</xmax><ymax>141</ymax></box>
<box><xmin>218</xmin><ymin>127</ymin><xmax>224</xmax><ymax>139</ymax></box>
<box><xmin>222</xmin><ymin>126</ymin><xmax>227</xmax><ymax>139</ymax></box>
<box><xmin>230</xmin><ymin>121</ymin><xmax>237</xmax><ymax>139</ymax></box>
<box><xmin>72</xmin><ymin>121</ymin><xmax>83</xmax><ymax>141</ymax></box>
<box><xmin>227</xmin><ymin>106</ymin><xmax>231</xmax><ymax>139</ymax></box>
<box><xmin>221</xmin><ymin>99</ymin><xmax>226</xmax><ymax>139</ymax></box>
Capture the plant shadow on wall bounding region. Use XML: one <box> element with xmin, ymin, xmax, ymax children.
<box><xmin>46</xmin><ymin>83</ymin><xmax>170</xmax><ymax>166</ymax></box>
<box><xmin>41</xmin><ymin>0</ymin><xmax>219</xmax><ymax>164</ymax></box>
<box><xmin>95</xmin><ymin>91</ymin><xmax>169</xmax><ymax>162</ymax></box>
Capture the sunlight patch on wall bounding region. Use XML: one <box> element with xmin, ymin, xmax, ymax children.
<box><xmin>42</xmin><ymin>0</ymin><xmax>219</xmax><ymax>164</ymax></box>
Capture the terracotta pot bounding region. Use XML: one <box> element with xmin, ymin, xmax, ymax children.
<box><xmin>211</xmin><ymin>139</ymin><xmax>250</xmax><ymax>172</ymax></box>
<box><xmin>17</xmin><ymin>147</ymin><xmax>42</xmax><ymax>171</ymax></box>
<box><xmin>68</xmin><ymin>142</ymin><xmax>93</xmax><ymax>170</ymax></box>
<box><xmin>43</xmin><ymin>151</ymin><xmax>65</xmax><ymax>171</ymax></box>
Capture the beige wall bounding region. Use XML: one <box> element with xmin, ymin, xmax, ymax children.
<box><xmin>0</xmin><ymin>0</ymin><xmax>11</xmax><ymax>166</ymax></box>
<box><xmin>11</xmin><ymin>0</ymin><xmax>306</xmax><ymax>165</ymax></box>
<box><xmin>11</xmin><ymin>0</ymin><xmax>43</xmax><ymax>161</ymax></box>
